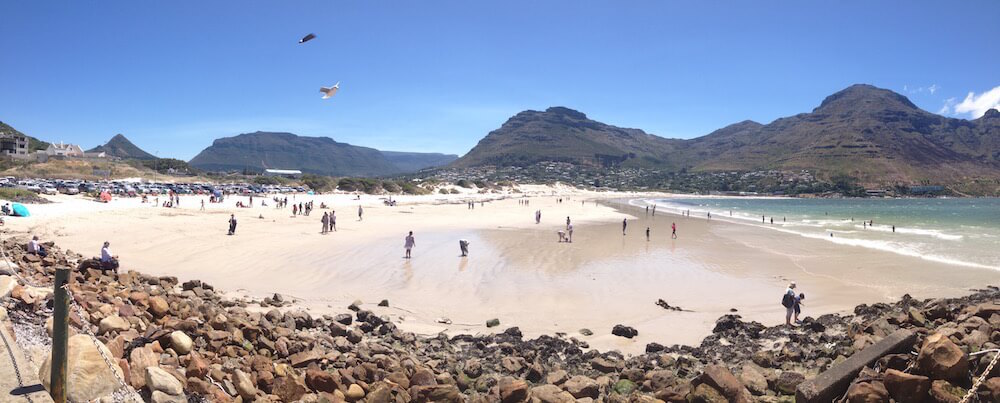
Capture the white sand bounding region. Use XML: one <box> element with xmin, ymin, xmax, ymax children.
<box><xmin>4</xmin><ymin>186</ymin><xmax>995</xmax><ymax>355</ymax></box>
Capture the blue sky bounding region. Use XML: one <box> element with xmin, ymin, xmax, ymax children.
<box><xmin>2</xmin><ymin>1</ymin><xmax>999</xmax><ymax>160</ymax></box>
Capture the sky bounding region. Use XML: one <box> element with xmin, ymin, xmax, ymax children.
<box><xmin>2</xmin><ymin>1</ymin><xmax>999</xmax><ymax>160</ymax></box>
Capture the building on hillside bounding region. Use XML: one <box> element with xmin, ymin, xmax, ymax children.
<box><xmin>44</xmin><ymin>142</ymin><xmax>85</xmax><ymax>157</ymax></box>
<box><xmin>0</xmin><ymin>130</ymin><xmax>31</xmax><ymax>159</ymax></box>
<box><xmin>263</xmin><ymin>169</ymin><xmax>303</xmax><ymax>179</ymax></box>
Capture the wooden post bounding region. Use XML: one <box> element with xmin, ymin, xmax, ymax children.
<box><xmin>50</xmin><ymin>267</ymin><xmax>70</xmax><ymax>403</ymax></box>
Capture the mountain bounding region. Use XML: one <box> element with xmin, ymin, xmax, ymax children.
<box><xmin>451</xmin><ymin>107</ymin><xmax>684</xmax><ymax>169</ymax></box>
<box><xmin>189</xmin><ymin>132</ymin><xmax>454</xmax><ymax>176</ymax></box>
<box><xmin>0</xmin><ymin>121</ymin><xmax>50</xmax><ymax>152</ymax></box>
<box><xmin>452</xmin><ymin>85</ymin><xmax>1000</xmax><ymax>184</ymax></box>
<box><xmin>379</xmin><ymin>151</ymin><xmax>458</xmax><ymax>172</ymax></box>
<box><xmin>88</xmin><ymin>134</ymin><xmax>156</xmax><ymax>160</ymax></box>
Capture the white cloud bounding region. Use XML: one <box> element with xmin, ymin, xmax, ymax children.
<box><xmin>953</xmin><ymin>85</ymin><xmax>1000</xmax><ymax>118</ymax></box>
<box><xmin>938</xmin><ymin>97</ymin><xmax>957</xmax><ymax>115</ymax></box>
<box><xmin>928</xmin><ymin>84</ymin><xmax>939</xmax><ymax>94</ymax></box>
<box><xmin>903</xmin><ymin>84</ymin><xmax>940</xmax><ymax>95</ymax></box>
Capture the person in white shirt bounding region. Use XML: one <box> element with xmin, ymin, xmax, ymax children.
<box><xmin>100</xmin><ymin>241</ymin><xmax>119</xmax><ymax>273</ymax></box>
<box><xmin>28</xmin><ymin>235</ymin><xmax>47</xmax><ymax>257</ymax></box>
<box><xmin>783</xmin><ymin>282</ymin><xmax>798</xmax><ymax>325</ymax></box>
<box><xmin>404</xmin><ymin>231</ymin><xmax>415</xmax><ymax>258</ymax></box>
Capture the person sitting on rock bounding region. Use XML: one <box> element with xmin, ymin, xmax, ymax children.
<box><xmin>28</xmin><ymin>235</ymin><xmax>47</xmax><ymax>257</ymax></box>
<box><xmin>100</xmin><ymin>241</ymin><xmax>119</xmax><ymax>273</ymax></box>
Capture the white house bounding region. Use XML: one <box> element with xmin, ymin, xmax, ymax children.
<box><xmin>263</xmin><ymin>169</ymin><xmax>303</xmax><ymax>178</ymax></box>
<box><xmin>45</xmin><ymin>142</ymin><xmax>85</xmax><ymax>157</ymax></box>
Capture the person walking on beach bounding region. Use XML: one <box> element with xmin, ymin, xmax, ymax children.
<box><xmin>622</xmin><ymin>218</ymin><xmax>627</xmax><ymax>235</ymax></box>
<box><xmin>200</xmin><ymin>199</ymin><xmax>205</xmax><ymax>211</ymax></box>
<box><xmin>645</xmin><ymin>206</ymin><xmax>649</xmax><ymax>216</ymax></box>
<box><xmin>566</xmin><ymin>216</ymin><xmax>571</xmax><ymax>228</ymax></box>
<box><xmin>567</xmin><ymin>223</ymin><xmax>574</xmax><ymax>242</ymax></box>
<box><xmin>535</xmin><ymin>210</ymin><xmax>541</xmax><ymax>224</ymax></box>
<box><xmin>358</xmin><ymin>205</ymin><xmax>364</xmax><ymax>221</ymax></box>
<box><xmin>652</xmin><ymin>205</ymin><xmax>656</xmax><ymax>216</ymax></box>
<box><xmin>671</xmin><ymin>222</ymin><xmax>677</xmax><ymax>239</ymax></box>
<box><xmin>330</xmin><ymin>211</ymin><xmax>337</xmax><ymax>232</ymax></box>
<box><xmin>321</xmin><ymin>212</ymin><xmax>329</xmax><ymax>234</ymax></box>
<box><xmin>782</xmin><ymin>282</ymin><xmax>798</xmax><ymax>326</ymax></box>
<box><xmin>646</xmin><ymin>227</ymin><xmax>650</xmax><ymax>241</ymax></box>
<box><xmin>228</xmin><ymin>214</ymin><xmax>238</xmax><ymax>235</ymax></box>
<box><xmin>459</xmin><ymin>239</ymin><xmax>469</xmax><ymax>257</ymax></box>
<box><xmin>404</xmin><ymin>231</ymin><xmax>415</xmax><ymax>258</ymax></box>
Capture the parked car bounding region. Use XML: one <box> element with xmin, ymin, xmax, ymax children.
<box><xmin>41</xmin><ymin>184</ymin><xmax>58</xmax><ymax>195</ymax></box>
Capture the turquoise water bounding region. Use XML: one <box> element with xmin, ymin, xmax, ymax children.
<box><xmin>644</xmin><ymin>197</ymin><xmax>1000</xmax><ymax>270</ymax></box>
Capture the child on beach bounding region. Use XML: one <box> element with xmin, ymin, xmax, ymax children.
<box><xmin>404</xmin><ymin>231</ymin><xmax>415</xmax><ymax>258</ymax></box>
<box><xmin>671</xmin><ymin>222</ymin><xmax>677</xmax><ymax>239</ymax></box>
<box><xmin>794</xmin><ymin>293</ymin><xmax>805</xmax><ymax>323</ymax></box>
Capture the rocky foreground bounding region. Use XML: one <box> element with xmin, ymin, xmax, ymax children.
<box><xmin>1</xmin><ymin>238</ymin><xmax>998</xmax><ymax>402</ymax></box>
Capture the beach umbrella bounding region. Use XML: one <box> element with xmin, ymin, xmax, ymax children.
<box><xmin>320</xmin><ymin>82</ymin><xmax>340</xmax><ymax>99</ymax></box>
<box><xmin>298</xmin><ymin>33</ymin><xmax>316</xmax><ymax>44</ymax></box>
<box><xmin>11</xmin><ymin>203</ymin><xmax>29</xmax><ymax>217</ymax></box>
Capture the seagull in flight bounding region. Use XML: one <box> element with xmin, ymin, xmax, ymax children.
<box><xmin>320</xmin><ymin>82</ymin><xmax>340</xmax><ymax>99</ymax></box>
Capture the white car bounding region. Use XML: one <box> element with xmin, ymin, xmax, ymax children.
<box><xmin>41</xmin><ymin>185</ymin><xmax>58</xmax><ymax>195</ymax></box>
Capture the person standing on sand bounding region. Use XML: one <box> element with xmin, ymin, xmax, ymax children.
<box><xmin>321</xmin><ymin>212</ymin><xmax>329</xmax><ymax>234</ymax></box>
<box><xmin>652</xmin><ymin>205</ymin><xmax>656</xmax><ymax>216</ymax></box>
<box><xmin>200</xmin><ymin>199</ymin><xmax>205</xmax><ymax>211</ymax></box>
<box><xmin>330</xmin><ymin>211</ymin><xmax>337</xmax><ymax>232</ymax></box>
<box><xmin>459</xmin><ymin>239</ymin><xmax>469</xmax><ymax>257</ymax></box>
<box><xmin>646</xmin><ymin>227</ymin><xmax>650</xmax><ymax>241</ymax></box>
<box><xmin>566</xmin><ymin>216</ymin><xmax>571</xmax><ymax>228</ymax></box>
<box><xmin>671</xmin><ymin>222</ymin><xmax>677</xmax><ymax>239</ymax></box>
<box><xmin>404</xmin><ymin>231</ymin><xmax>415</xmax><ymax>258</ymax></box>
<box><xmin>228</xmin><ymin>214</ymin><xmax>238</xmax><ymax>235</ymax></box>
<box><xmin>782</xmin><ymin>282</ymin><xmax>797</xmax><ymax>325</ymax></box>
<box><xmin>567</xmin><ymin>223</ymin><xmax>574</xmax><ymax>242</ymax></box>
<box><xmin>535</xmin><ymin>210</ymin><xmax>541</xmax><ymax>224</ymax></box>
<box><xmin>358</xmin><ymin>205</ymin><xmax>364</xmax><ymax>221</ymax></box>
<box><xmin>622</xmin><ymin>218</ymin><xmax>627</xmax><ymax>235</ymax></box>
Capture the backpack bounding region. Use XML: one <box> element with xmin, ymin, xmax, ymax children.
<box><xmin>781</xmin><ymin>293</ymin><xmax>794</xmax><ymax>308</ymax></box>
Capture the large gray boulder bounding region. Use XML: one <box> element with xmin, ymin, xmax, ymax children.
<box><xmin>38</xmin><ymin>334</ymin><xmax>124</xmax><ymax>402</ymax></box>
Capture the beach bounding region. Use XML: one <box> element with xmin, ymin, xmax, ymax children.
<box><xmin>5</xmin><ymin>188</ymin><xmax>997</xmax><ymax>354</ymax></box>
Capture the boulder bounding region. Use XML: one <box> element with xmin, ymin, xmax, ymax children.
<box><xmin>272</xmin><ymin>375</ymin><xmax>308</xmax><ymax>402</ymax></box>
<box><xmin>694</xmin><ymin>364</ymin><xmax>752</xmax><ymax>403</ymax></box>
<box><xmin>185</xmin><ymin>353</ymin><xmax>209</xmax><ymax>379</ymax></box>
<box><xmin>345</xmin><ymin>383</ymin><xmax>365</xmax><ymax>401</ymax></box>
<box><xmin>149</xmin><ymin>296</ymin><xmax>169</xmax><ymax>317</ymax></box>
<box><xmin>98</xmin><ymin>315</ymin><xmax>130</xmax><ymax>335</ymax></box>
<box><xmin>38</xmin><ymin>334</ymin><xmax>125</xmax><ymax>403</ymax></box>
<box><xmin>151</xmin><ymin>390</ymin><xmax>187</xmax><ymax>403</ymax></box>
<box><xmin>982</xmin><ymin>377</ymin><xmax>1000</xmax><ymax>402</ymax></box>
<box><xmin>611</xmin><ymin>325</ymin><xmax>638</xmax><ymax>338</ymax></box>
<box><xmin>562</xmin><ymin>375</ymin><xmax>599</xmax><ymax>399</ymax></box>
<box><xmin>0</xmin><ymin>275</ymin><xmax>16</xmax><ymax>298</ymax></box>
<box><xmin>233</xmin><ymin>370</ymin><xmax>257</xmax><ymax>400</ymax></box>
<box><xmin>128</xmin><ymin>346</ymin><xmax>159</xmax><ymax>389</ymax></box>
<box><xmin>688</xmin><ymin>383</ymin><xmax>727</xmax><ymax>403</ymax></box>
<box><xmin>168</xmin><ymin>331</ymin><xmax>192</xmax><ymax>355</ymax></box>
<box><xmin>499</xmin><ymin>377</ymin><xmax>528</xmax><ymax>403</ymax></box>
<box><xmin>590</xmin><ymin>356</ymin><xmax>624</xmax><ymax>373</ymax></box>
<box><xmin>928</xmin><ymin>380</ymin><xmax>965</xmax><ymax>403</ymax></box>
<box><xmin>845</xmin><ymin>381</ymin><xmax>889</xmax><ymax>403</ymax></box>
<box><xmin>883</xmin><ymin>368</ymin><xmax>930</xmax><ymax>402</ymax></box>
<box><xmin>306</xmin><ymin>368</ymin><xmax>340</xmax><ymax>393</ymax></box>
<box><xmin>738</xmin><ymin>363</ymin><xmax>768</xmax><ymax>396</ymax></box>
<box><xmin>917</xmin><ymin>333</ymin><xmax>969</xmax><ymax>381</ymax></box>
<box><xmin>530</xmin><ymin>384</ymin><xmax>575</xmax><ymax>402</ymax></box>
<box><xmin>774</xmin><ymin>371</ymin><xmax>806</xmax><ymax>395</ymax></box>
<box><xmin>145</xmin><ymin>366</ymin><xmax>184</xmax><ymax>395</ymax></box>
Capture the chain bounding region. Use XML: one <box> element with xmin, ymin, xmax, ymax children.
<box><xmin>0</xmin><ymin>322</ymin><xmax>34</xmax><ymax>403</ymax></box>
<box><xmin>960</xmin><ymin>349</ymin><xmax>999</xmax><ymax>403</ymax></box>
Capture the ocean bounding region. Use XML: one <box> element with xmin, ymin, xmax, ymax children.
<box><xmin>642</xmin><ymin>197</ymin><xmax>1000</xmax><ymax>271</ymax></box>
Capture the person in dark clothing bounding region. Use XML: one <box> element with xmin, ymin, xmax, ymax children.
<box><xmin>228</xmin><ymin>214</ymin><xmax>238</xmax><ymax>235</ymax></box>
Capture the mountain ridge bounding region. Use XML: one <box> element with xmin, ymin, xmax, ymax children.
<box><xmin>88</xmin><ymin>134</ymin><xmax>157</xmax><ymax>160</ymax></box>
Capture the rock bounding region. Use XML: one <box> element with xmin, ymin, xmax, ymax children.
<box><xmin>499</xmin><ymin>377</ymin><xmax>528</xmax><ymax>403</ymax></box>
<box><xmin>346</xmin><ymin>383</ymin><xmax>365</xmax><ymax>401</ymax></box>
<box><xmin>918</xmin><ymin>333</ymin><xmax>969</xmax><ymax>381</ymax></box>
<box><xmin>530</xmin><ymin>384</ymin><xmax>576</xmax><ymax>402</ymax></box>
<box><xmin>334</xmin><ymin>313</ymin><xmax>353</xmax><ymax>325</ymax></box>
<box><xmin>907</xmin><ymin>306</ymin><xmax>927</xmax><ymax>326</ymax></box>
<box><xmin>306</xmin><ymin>368</ymin><xmax>340</xmax><ymax>393</ymax></box>
<box><xmin>146</xmin><ymin>366</ymin><xmax>184</xmax><ymax>395</ymax></box>
<box><xmin>688</xmin><ymin>383</ymin><xmax>727</xmax><ymax>403</ymax></box>
<box><xmin>611</xmin><ymin>325</ymin><xmax>637</xmax><ymax>338</ymax></box>
<box><xmin>289</xmin><ymin>350</ymin><xmax>321</xmax><ymax>368</ymax></box>
<box><xmin>562</xmin><ymin>375</ymin><xmax>599</xmax><ymax>399</ymax></box>
<box><xmin>774</xmin><ymin>371</ymin><xmax>805</xmax><ymax>395</ymax></box>
<box><xmin>0</xmin><ymin>275</ymin><xmax>16</xmax><ymax>298</ymax></box>
<box><xmin>846</xmin><ymin>381</ymin><xmax>889</xmax><ymax>403</ymax></box>
<box><xmin>410</xmin><ymin>384</ymin><xmax>462</xmax><ymax>402</ymax></box>
<box><xmin>738</xmin><ymin>363</ymin><xmax>768</xmax><ymax>396</ymax></box>
<box><xmin>98</xmin><ymin>315</ymin><xmax>130</xmax><ymax>335</ymax></box>
<box><xmin>486</xmin><ymin>318</ymin><xmax>501</xmax><ymax>328</ymax></box>
<box><xmin>613</xmin><ymin>379</ymin><xmax>636</xmax><ymax>395</ymax></box>
<box><xmin>590</xmin><ymin>356</ymin><xmax>623</xmax><ymax>373</ymax></box>
<box><xmin>149</xmin><ymin>296</ymin><xmax>169</xmax><ymax>317</ymax></box>
<box><xmin>695</xmin><ymin>364</ymin><xmax>752</xmax><ymax>402</ymax></box>
<box><xmin>546</xmin><ymin>369</ymin><xmax>569</xmax><ymax>385</ymax></box>
<box><xmin>645</xmin><ymin>342</ymin><xmax>666</xmax><ymax>353</ymax></box>
<box><xmin>128</xmin><ymin>346</ymin><xmax>159</xmax><ymax>389</ymax></box>
<box><xmin>644</xmin><ymin>370</ymin><xmax>676</xmax><ymax>392</ymax></box>
<box><xmin>272</xmin><ymin>375</ymin><xmax>308</xmax><ymax>402</ymax></box>
<box><xmin>928</xmin><ymin>380</ymin><xmax>965</xmax><ymax>403</ymax></box>
<box><xmin>151</xmin><ymin>390</ymin><xmax>187</xmax><ymax>403</ymax></box>
<box><xmin>234</xmin><ymin>370</ymin><xmax>257</xmax><ymax>400</ymax></box>
<box><xmin>378</xmin><ymin>299</ymin><xmax>389</xmax><ymax>307</ymax></box>
<box><xmin>38</xmin><ymin>334</ymin><xmax>125</xmax><ymax>403</ymax></box>
<box><xmin>579</xmin><ymin>328</ymin><xmax>593</xmax><ymax>336</ymax></box>
<box><xmin>185</xmin><ymin>353</ymin><xmax>209</xmax><ymax>379</ymax></box>
<box><xmin>982</xmin><ymin>377</ymin><xmax>1000</xmax><ymax>402</ymax></box>
<box><xmin>168</xmin><ymin>331</ymin><xmax>192</xmax><ymax>355</ymax></box>
<box><xmin>883</xmin><ymin>368</ymin><xmax>930</xmax><ymax>402</ymax></box>
<box><xmin>411</xmin><ymin>368</ymin><xmax>437</xmax><ymax>387</ymax></box>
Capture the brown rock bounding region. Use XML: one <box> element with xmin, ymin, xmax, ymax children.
<box><xmin>149</xmin><ymin>296</ymin><xmax>169</xmax><ymax>317</ymax></box>
<box><xmin>185</xmin><ymin>353</ymin><xmax>209</xmax><ymax>379</ymax></box>
<box><xmin>545</xmin><ymin>369</ymin><xmax>569</xmax><ymax>385</ymax></box>
<box><xmin>883</xmin><ymin>368</ymin><xmax>930</xmax><ymax>402</ymax></box>
<box><xmin>982</xmin><ymin>377</ymin><xmax>1000</xmax><ymax>402</ymax></box>
<box><xmin>590</xmin><ymin>356</ymin><xmax>624</xmax><ymax>373</ymax></box>
<box><xmin>562</xmin><ymin>375</ymin><xmax>599</xmax><ymax>399</ymax></box>
<box><xmin>499</xmin><ymin>377</ymin><xmax>528</xmax><ymax>403</ymax></box>
<box><xmin>846</xmin><ymin>381</ymin><xmax>889</xmax><ymax>403</ymax></box>
<box><xmin>928</xmin><ymin>380</ymin><xmax>966</xmax><ymax>403</ymax></box>
<box><xmin>289</xmin><ymin>350</ymin><xmax>321</xmax><ymax>368</ymax></box>
<box><xmin>306</xmin><ymin>368</ymin><xmax>340</xmax><ymax>393</ymax></box>
<box><xmin>410</xmin><ymin>368</ymin><xmax>436</xmax><ymax>387</ymax></box>
<box><xmin>688</xmin><ymin>383</ymin><xmax>727</xmax><ymax>403</ymax></box>
<box><xmin>774</xmin><ymin>371</ymin><xmax>806</xmax><ymax>395</ymax></box>
<box><xmin>271</xmin><ymin>376</ymin><xmax>308</xmax><ymax>402</ymax></box>
<box><xmin>694</xmin><ymin>364</ymin><xmax>752</xmax><ymax>402</ymax></box>
<box><xmin>918</xmin><ymin>333</ymin><xmax>970</xmax><ymax>381</ymax></box>
<box><xmin>409</xmin><ymin>384</ymin><xmax>462</xmax><ymax>402</ymax></box>
<box><xmin>234</xmin><ymin>370</ymin><xmax>257</xmax><ymax>400</ymax></box>
<box><xmin>128</xmin><ymin>346</ymin><xmax>159</xmax><ymax>389</ymax></box>
<box><xmin>530</xmin><ymin>384</ymin><xmax>575</xmax><ymax>402</ymax></box>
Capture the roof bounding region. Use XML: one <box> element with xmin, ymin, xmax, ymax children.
<box><xmin>264</xmin><ymin>169</ymin><xmax>302</xmax><ymax>174</ymax></box>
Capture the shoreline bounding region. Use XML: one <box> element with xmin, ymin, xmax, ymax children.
<box><xmin>3</xmin><ymin>188</ymin><xmax>996</xmax><ymax>355</ymax></box>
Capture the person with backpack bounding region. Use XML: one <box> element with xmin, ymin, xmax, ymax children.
<box><xmin>782</xmin><ymin>282</ymin><xmax>798</xmax><ymax>325</ymax></box>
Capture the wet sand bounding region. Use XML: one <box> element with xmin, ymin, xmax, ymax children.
<box><xmin>5</xmin><ymin>189</ymin><xmax>995</xmax><ymax>354</ymax></box>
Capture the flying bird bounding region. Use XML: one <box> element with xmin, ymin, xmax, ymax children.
<box><xmin>320</xmin><ymin>82</ymin><xmax>340</xmax><ymax>99</ymax></box>
<box><xmin>298</xmin><ymin>33</ymin><xmax>316</xmax><ymax>44</ymax></box>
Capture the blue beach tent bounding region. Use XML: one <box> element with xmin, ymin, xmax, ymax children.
<box><xmin>11</xmin><ymin>203</ymin><xmax>30</xmax><ymax>217</ymax></box>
